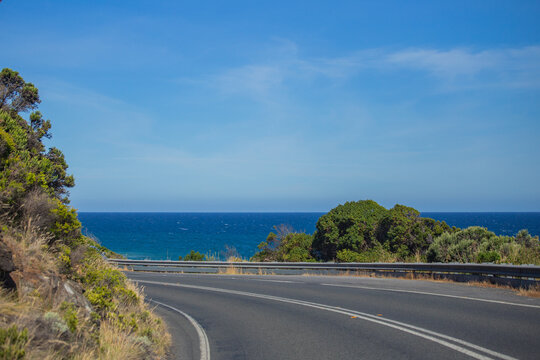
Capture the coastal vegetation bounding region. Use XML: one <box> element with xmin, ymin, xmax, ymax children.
<box><xmin>0</xmin><ymin>68</ymin><xmax>170</xmax><ymax>358</ymax></box>
<box><xmin>251</xmin><ymin>224</ymin><xmax>315</xmax><ymax>262</ymax></box>
<box><xmin>427</xmin><ymin>227</ymin><xmax>540</xmax><ymax>265</ymax></box>
<box><xmin>179</xmin><ymin>250</ymin><xmax>205</xmax><ymax>261</ymax></box>
<box><xmin>252</xmin><ymin>200</ymin><xmax>540</xmax><ymax>265</ymax></box>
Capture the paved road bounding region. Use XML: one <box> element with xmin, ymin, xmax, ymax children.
<box><xmin>126</xmin><ymin>272</ymin><xmax>540</xmax><ymax>360</ymax></box>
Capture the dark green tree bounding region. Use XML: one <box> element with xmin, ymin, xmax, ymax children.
<box><xmin>182</xmin><ymin>250</ymin><xmax>205</xmax><ymax>261</ymax></box>
<box><xmin>0</xmin><ymin>68</ymin><xmax>41</xmax><ymax>113</ymax></box>
<box><xmin>252</xmin><ymin>224</ymin><xmax>315</xmax><ymax>262</ymax></box>
<box><xmin>312</xmin><ymin>200</ymin><xmax>387</xmax><ymax>260</ymax></box>
<box><xmin>375</xmin><ymin>204</ymin><xmax>452</xmax><ymax>258</ymax></box>
<box><xmin>0</xmin><ymin>69</ymin><xmax>78</xmax><ymax>243</ymax></box>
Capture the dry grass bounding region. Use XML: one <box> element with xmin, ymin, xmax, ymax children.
<box><xmin>226</xmin><ymin>256</ymin><xmax>246</xmax><ymax>262</ymax></box>
<box><xmin>99</xmin><ymin>321</ymin><xmax>147</xmax><ymax>360</ymax></box>
<box><xmin>1</xmin><ymin>226</ymin><xmax>171</xmax><ymax>359</ymax></box>
<box><xmin>90</xmin><ymin>259</ymin><xmax>172</xmax><ymax>358</ymax></box>
<box><xmin>4</xmin><ymin>226</ymin><xmax>55</xmax><ymax>274</ymax></box>
<box><xmin>80</xmin><ymin>321</ymin><xmax>146</xmax><ymax>360</ymax></box>
<box><xmin>218</xmin><ymin>265</ymin><xmax>244</xmax><ymax>275</ymax></box>
<box><xmin>256</xmin><ymin>267</ymin><xmax>276</xmax><ymax>276</ymax></box>
<box><xmin>517</xmin><ymin>284</ymin><xmax>540</xmax><ymax>298</ymax></box>
<box><xmin>0</xmin><ymin>289</ymin><xmax>25</xmax><ymax>318</ymax></box>
<box><xmin>0</xmin><ymin>291</ymin><xmax>71</xmax><ymax>359</ymax></box>
<box><xmin>127</xmin><ymin>280</ymin><xmax>171</xmax><ymax>356</ymax></box>
<box><xmin>1</xmin><ymin>285</ymin><xmax>170</xmax><ymax>359</ymax></box>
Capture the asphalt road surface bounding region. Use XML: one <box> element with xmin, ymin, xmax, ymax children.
<box><xmin>126</xmin><ymin>272</ymin><xmax>540</xmax><ymax>360</ymax></box>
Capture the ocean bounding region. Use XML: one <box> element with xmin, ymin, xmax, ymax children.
<box><xmin>78</xmin><ymin>212</ymin><xmax>540</xmax><ymax>260</ymax></box>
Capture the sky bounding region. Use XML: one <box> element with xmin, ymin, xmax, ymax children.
<box><xmin>1</xmin><ymin>0</ymin><xmax>539</xmax><ymax>212</ymax></box>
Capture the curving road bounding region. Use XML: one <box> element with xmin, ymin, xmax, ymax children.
<box><xmin>126</xmin><ymin>272</ymin><xmax>540</xmax><ymax>360</ymax></box>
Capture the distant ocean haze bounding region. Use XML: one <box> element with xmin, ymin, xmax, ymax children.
<box><xmin>78</xmin><ymin>212</ymin><xmax>540</xmax><ymax>260</ymax></box>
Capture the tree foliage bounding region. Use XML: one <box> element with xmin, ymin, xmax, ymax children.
<box><xmin>312</xmin><ymin>200</ymin><xmax>453</xmax><ymax>261</ymax></box>
<box><xmin>0</xmin><ymin>68</ymin><xmax>171</xmax><ymax>359</ymax></box>
<box><xmin>312</xmin><ymin>200</ymin><xmax>387</xmax><ymax>260</ymax></box>
<box><xmin>0</xmin><ymin>68</ymin><xmax>41</xmax><ymax>114</ymax></box>
<box><xmin>427</xmin><ymin>227</ymin><xmax>540</xmax><ymax>264</ymax></box>
<box><xmin>375</xmin><ymin>204</ymin><xmax>453</xmax><ymax>259</ymax></box>
<box><xmin>251</xmin><ymin>224</ymin><xmax>315</xmax><ymax>262</ymax></box>
<box><xmin>0</xmin><ymin>68</ymin><xmax>78</xmax><ymax>244</ymax></box>
<box><xmin>253</xmin><ymin>201</ymin><xmax>538</xmax><ymax>264</ymax></box>
<box><xmin>181</xmin><ymin>250</ymin><xmax>205</xmax><ymax>261</ymax></box>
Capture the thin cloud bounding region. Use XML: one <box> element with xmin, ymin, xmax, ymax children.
<box><xmin>386</xmin><ymin>48</ymin><xmax>497</xmax><ymax>76</ymax></box>
<box><xmin>196</xmin><ymin>44</ymin><xmax>540</xmax><ymax>98</ymax></box>
<box><xmin>216</xmin><ymin>65</ymin><xmax>284</xmax><ymax>96</ymax></box>
<box><xmin>386</xmin><ymin>46</ymin><xmax>540</xmax><ymax>85</ymax></box>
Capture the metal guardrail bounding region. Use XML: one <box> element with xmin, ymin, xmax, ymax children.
<box><xmin>108</xmin><ymin>258</ymin><xmax>540</xmax><ymax>280</ymax></box>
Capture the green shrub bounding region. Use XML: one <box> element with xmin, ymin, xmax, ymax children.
<box><xmin>0</xmin><ymin>326</ymin><xmax>28</xmax><ymax>360</ymax></box>
<box><xmin>44</xmin><ymin>311</ymin><xmax>69</xmax><ymax>334</ymax></box>
<box><xmin>183</xmin><ymin>250</ymin><xmax>205</xmax><ymax>261</ymax></box>
<box><xmin>83</xmin><ymin>265</ymin><xmax>126</xmax><ymax>288</ymax></box>
<box><xmin>477</xmin><ymin>251</ymin><xmax>501</xmax><ymax>263</ymax></box>
<box><xmin>60</xmin><ymin>302</ymin><xmax>79</xmax><ymax>333</ymax></box>
<box><xmin>427</xmin><ymin>227</ymin><xmax>540</xmax><ymax>264</ymax></box>
<box><xmin>336</xmin><ymin>249</ymin><xmax>364</xmax><ymax>262</ymax></box>
<box><xmin>58</xmin><ymin>244</ymin><xmax>72</xmax><ymax>273</ymax></box>
<box><xmin>313</xmin><ymin>200</ymin><xmax>387</xmax><ymax>260</ymax></box>
<box><xmin>78</xmin><ymin>257</ymin><xmax>142</xmax><ymax>315</ymax></box>
<box><xmin>86</xmin><ymin>286</ymin><xmax>116</xmax><ymax>312</ymax></box>
<box><xmin>337</xmin><ymin>243</ymin><xmax>398</xmax><ymax>263</ymax></box>
<box><xmin>118</xmin><ymin>287</ymin><xmax>139</xmax><ymax>306</ymax></box>
<box><xmin>311</xmin><ymin>200</ymin><xmax>451</xmax><ymax>261</ymax></box>
<box><xmin>251</xmin><ymin>225</ymin><xmax>315</xmax><ymax>262</ymax></box>
<box><xmin>376</xmin><ymin>205</ymin><xmax>453</xmax><ymax>258</ymax></box>
<box><xmin>108</xmin><ymin>312</ymin><xmax>139</xmax><ymax>332</ymax></box>
<box><xmin>50</xmin><ymin>200</ymin><xmax>81</xmax><ymax>241</ymax></box>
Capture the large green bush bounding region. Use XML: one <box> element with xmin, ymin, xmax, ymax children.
<box><xmin>311</xmin><ymin>200</ymin><xmax>451</xmax><ymax>261</ymax></box>
<box><xmin>312</xmin><ymin>200</ymin><xmax>387</xmax><ymax>260</ymax></box>
<box><xmin>376</xmin><ymin>204</ymin><xmax>453</xmax><ymax>258</ymax></box>
<box><xmin>181</xmin><ymin>250</ymin><xmax>206</xmax><ymax>261</ymax></box>
<box><xmin>252</xmin><ymin>201</ymin><xmax>538</xmax><ymax>264</ymax></box>
<box><xmin>427</xmin><ymin>227</ymin><xmax>540</xmax><ymax>264</ymax></box>
<box><xmin>252</xmin><ymin>225</ymin><xmax>315</xmax><ymax>262</ymax></box>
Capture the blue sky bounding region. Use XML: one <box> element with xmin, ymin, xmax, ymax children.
<box><xmin>1</xmin><ymin>0</ymin><xmax>539</xmax><ymax>212</ymax></box>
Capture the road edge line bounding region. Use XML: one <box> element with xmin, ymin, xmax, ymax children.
<box><xmin>319</xmin><ymin>283</ymin><xmax>540</xmax><ymax>309</ymax></box>
<box><xmin>149</xmin><ymin>299</ymin><xmax>210</xmax><ymax>360</ymax></box>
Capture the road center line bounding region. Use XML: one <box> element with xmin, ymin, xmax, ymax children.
<box><xmin>250</xmin><ymin>279</ymin><xmax>297</xmax><ymax>283</ymax></box>
<box><xmin>320</xmin><ymin>283</ymin><xmax>540</xmax><ymax>309</ymax></box>
<box><xmin>138</xmin><ymin>279</ymin><xmax>516</xmax><ymax>360</ymax></box>
<box><xmin>149</xmin><ymin>299</ymin><xmax>211</xmax><ymax>360</ymax></box>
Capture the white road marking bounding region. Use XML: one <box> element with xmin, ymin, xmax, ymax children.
<box><xmin>320</xmin><ymin>283</ymin><xmax>540</xmax><ymax>309</ymax></box>
<box><xmin>138</xmin><ymin>280</ymin><xmax>516</xmax><ymax>360</ymax></box>
<box><xmin>250</xmin><ymin>279</ymin><xmax>297</xmax><ymax>283</ymax></box>
<box><xmin>150</xmin><ymin>299</ymin><xmax>210</xmax><ymax>360</ymax></box>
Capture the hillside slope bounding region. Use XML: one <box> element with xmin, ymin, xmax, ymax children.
<box><xmin>0</xmin><ymin>68</ymin><xmax>170</xmax><ymax>359</ymax></box>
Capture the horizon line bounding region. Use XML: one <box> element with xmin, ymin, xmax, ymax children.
<box><xmin>77</xmin><ymin>210</ymin><xmax>540</xmax><ymax>214</ymax></box>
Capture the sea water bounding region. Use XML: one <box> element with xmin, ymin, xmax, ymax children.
<box><xmin>78</xmin><ymin>212</ymin><xmax>540</xmax><ymax>260</ymax></box>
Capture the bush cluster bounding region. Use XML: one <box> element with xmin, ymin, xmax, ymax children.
<box><xmin>252</xmin><ymin>200</ymin><xmax>539</xmax><ymax>265</ymax></box>
<box><xmin>427</xmin><ymin>227</ymin><xmax>540</xmax><ymax>264</ymax></box>
<box><xmin>252</xmin><ymin>225</ymin><xmax>315</xmax><ymax>262</ymax></box>
<box><xmin>312</xmin><ymin>201</ymin><xmax>454</xmax><ymax>261</ymax></box>
<box><xmin>180</xmin><ymin>250</ymin><xmax>206</xmax><ymax>261</ymax></box>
